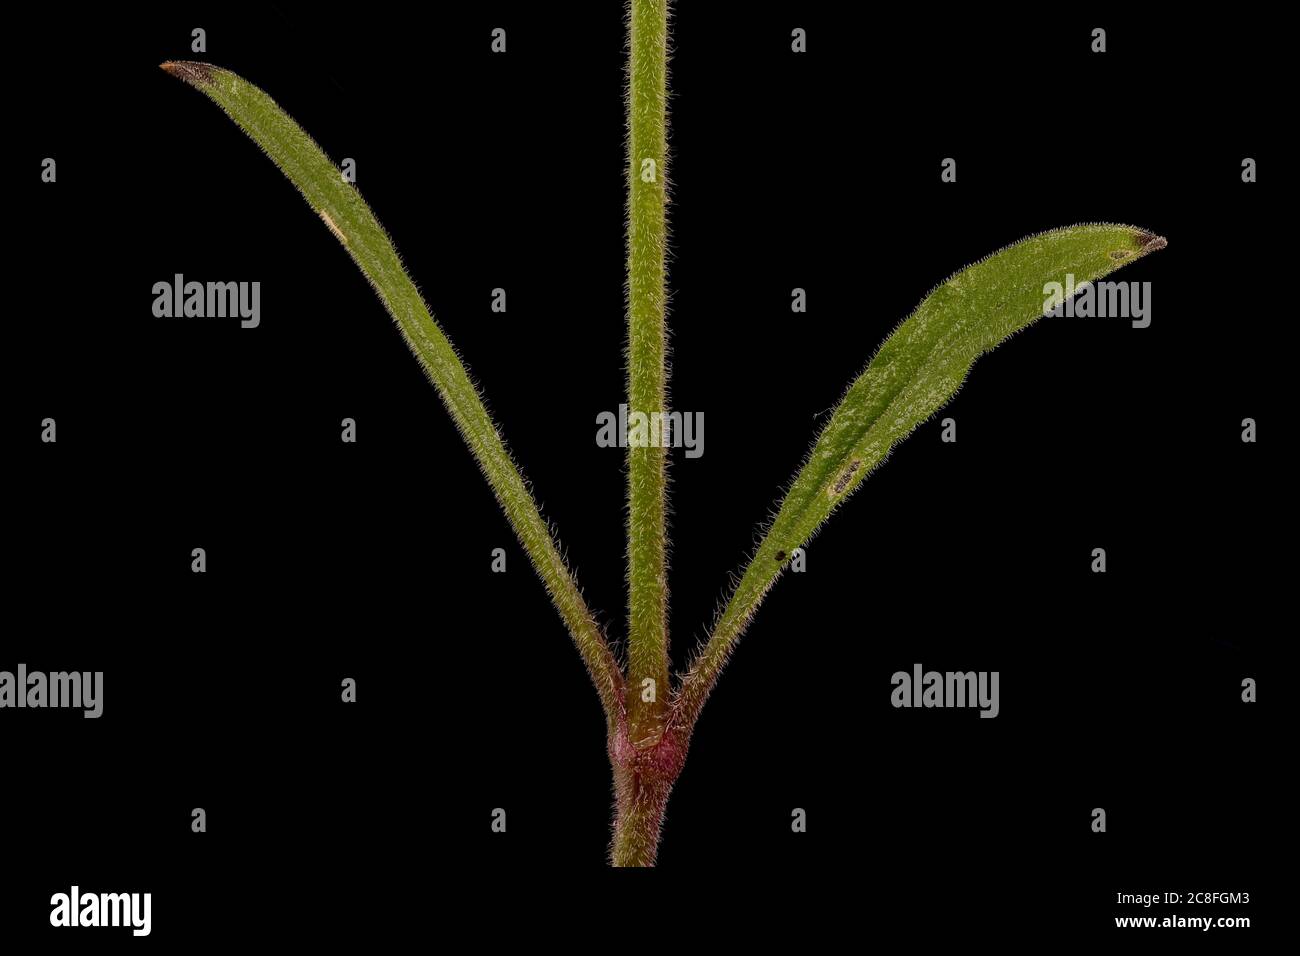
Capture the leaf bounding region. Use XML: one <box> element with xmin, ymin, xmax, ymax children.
<box><xmin>673</xmin><ymin>224</ymin><xmax>1167</xmax><ymax>730</ymax></box>
<box><xmin>161</xmin><ymin>61</ymin><xmax>625</xmax><ymax>727</ymax></box>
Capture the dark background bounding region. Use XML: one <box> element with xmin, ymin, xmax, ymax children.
<box><xmin>5</xmin><ymin>2</ymin><xmax>1281</xmax><ymax>945</ymax></box>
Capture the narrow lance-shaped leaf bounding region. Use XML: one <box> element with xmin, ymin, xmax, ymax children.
<box><xmin>673</xmin><ymin>224</ymin><xmax>1167</xmax><ymax>730</ymax></box>
<box><xmin>161</xmin><ymin>61</ymin><xmax>625</xmax><ymax>727</ymax></box>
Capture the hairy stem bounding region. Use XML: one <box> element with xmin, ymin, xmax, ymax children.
<box><xmin>611</xmin><ymin>772</ymin><xmax>674</xmax><ymax>867</ymax></box>
<box><xmin>625</xmin><ymin>0</ymin><xmax>672</xmax><ymax>744</ymax></box>
<box><xmin>161</xmin><ymin>61</ymin><xmax>624</xmax><ymax>729</ymax></box>
<box><xmin>609</xmin><ymin>724</ymin><xmax>686</xmax><ymax>866</ymax></box>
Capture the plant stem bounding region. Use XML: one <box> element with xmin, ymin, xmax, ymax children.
<box><xmin>611</xmin><ymin>773</ymin><xmax>671</xmax><ymax>867</ymax></box>
<box><xmin>609</xmin><ymin>725</ymin><xmax>686</xmax><ymax>866</ymax></box>
<box><xmin>625</xmin><ymin>0</ymin><xmax>672</xmax><ymax>745</ymax></box>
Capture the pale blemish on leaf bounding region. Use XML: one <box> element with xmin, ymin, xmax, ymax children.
<box><xmin>320</xmin><ymin>209</ymin><xmax>348</xmax><ymax>245</ymax></box>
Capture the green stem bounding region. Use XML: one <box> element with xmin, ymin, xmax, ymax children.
<box><xmin>611</xmin><ymin>772</ymin><xmax>673</xmax><ymax>867</ymax></box>
<box><xmin>625</xmin><ymin>0</ymin><xmax>672</xmax><ymax>745</ymax></box>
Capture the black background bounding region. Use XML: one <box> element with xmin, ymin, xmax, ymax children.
<box><xmin>6</xmin><ymin>2</ymin><xmax>1282</xmax><ymax>945</ymax></box>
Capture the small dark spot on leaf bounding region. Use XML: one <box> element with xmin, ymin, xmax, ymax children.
<box><xmin>1109</xmin><ymin>249</ymin><xmax>1132</xmax><ymax>261</ymax></box>
<box><xmin>831</xmin><ymin>459</ymin><xmax>863</xmax><ymax>496</ymax></box>
<box><xmin>775</xmin><ymin>551</ymin><xmax>787</xmax><ymax>562</ymax></box>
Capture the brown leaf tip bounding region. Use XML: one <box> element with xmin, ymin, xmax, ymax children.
<box><xmin>160</xmin><ymin>61</ymin><xmax>217</xmax><ymax>87</ymax></box>
<box><xmin>1135</xmin><ymin>231</ymin><xmax>1168</xmax><ymax>253</ymax></box>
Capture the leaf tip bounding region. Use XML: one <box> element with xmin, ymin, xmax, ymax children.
<box><xmin>160</xmin><ymin>60</ymin><xmax>217</xmax><ymax>88</ymax></box>
<box><xmin>1135</xmin><ymin>230</ymin><xmax>1168</xmax><ymax>254</ymax></box>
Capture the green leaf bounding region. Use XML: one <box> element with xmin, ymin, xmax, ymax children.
<box><xmin>673</xmin><ymin>224</ymin><xmax>1167</xmax><ymax>730</ymax></box>
<box><xmin>161</xmin><ymin>61</ymin><xmax>625</xmax><ymax>728</ymax></box>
